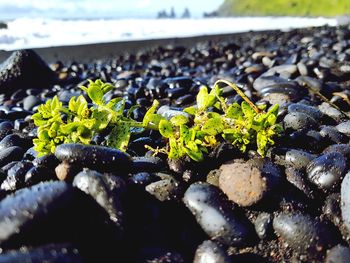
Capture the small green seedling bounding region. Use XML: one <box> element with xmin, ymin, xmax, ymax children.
<box><xmin>32</xmin><ymin>79</ymin><xmax>283</xmax><ymax>160</ymax></box>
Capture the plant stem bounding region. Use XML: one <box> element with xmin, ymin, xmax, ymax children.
<box><xmin>214</xmin><ymin>79</ymin><xmax>261</xmax><ymax>114</ymax></box>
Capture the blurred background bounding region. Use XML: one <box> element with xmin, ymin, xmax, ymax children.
<box><xmin>0</xmin><ymin>0</ymin><xmax>349</xmax><ymax>51</ymax></box>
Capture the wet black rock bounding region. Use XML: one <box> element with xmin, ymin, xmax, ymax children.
<box><xmin>54</xmin><ymin>143</ymin><xmax>132</xmax><ymax>173</ymax></box>
<box><xmin>33</xmin><ymin>154</ymin><xmax>60</xmax><ymax>168</ymax></box>
<box><xmin>0</xmin><ymin>50</ymin><xmax>56</xmax><ymax>95</ymax></box>
<box><xmin>320</xmin><ymin>126</ymin><xmax>349</xmax><ymax>144</ymax></box>
<box><xmin>336</xmin><ymin>120</ymin><xmax>350</xmax><ymax>136</ymax></box>
<box><xmin>325</xmin><ymin>245</ymin><xmax>350</xmax><ymax>263</ymax></box>
<box><xmin>22</xmin><ymin>95</ymin><xmax>42</xmax><ymax>111</ymax></box>
<box><xmin>0</xmin><ymin>181</ymin><xmax>77</xmax><ymax>248</ymax></box>
<box><xmin>285</xmin><ymin>168</ymin><xmax>315</xmax><ymax>199</ymax></box>
<box><xmin>0</xmin><ymin>134</ymin><xmax>29</xmax><ymax>151</ymax></box>
<box><xmin>0</xmin><ymin>146</ymin><xmax>24</xmax><ymax>167</ymax></box>
<box><xmin>0</xmin><ymin>121</ymin><xmax>13</xmax><ymax>140</ymax></box>
<box><xmin>193</xmin><ymin>240</ymin><xmax>231</xmax><ymax>263</ymax></box>
<box><xmin>284</xmin><ymin>149</ymin><xmax>316</xmax><ymax>170</ymax></box>
<box><xmin>0</xmin><ymin>243</ymin><xmax>82</xmax><ymax>263</ymax></box>
<box><xmin>73</xmin><ymin>169</ymin><xmax>125</xmax><ymax>229</ymax></box>
<box><xmin>24</xmin><ymin>166</ymin><xmax>57</xmax><ymax>185</ymax></box>
<box><xmin>341</xmin><ymin>171</ymin><xmax>350</xmax><ymax>235</ymax></box>
<box><xmin>283</xmin><ymin>112</ymin><xmax>319</xmax><ymax>130</ymax></box>
<box><xmin>1</xmin><ymin>160</ymin><xmax>33</xmax><ymax>191</ymax></box>
<box><xmin>306</xmin><ymin>152</ymin><xmax>347</xmax><ymax>192</ymax></box>
<box><xmin>254</xmin><ymin>212</ymin><xmax>273</xmax><ymax>240</ymax></box>
<box><xmin>183</xmin><ymin>182</ymin><xmax>255</xmax><ymax>247</ymax></box>
<box><xmin>145</xmin><ymin>173</ymin><xmax>182</xmax><ymax>202</ymax></box>
<box><xmin>273</xmin><ymin>213</ymin><xmax>339</xmax><ymax>259</ymax></box>
<box><xmin>288</xmin><ymin>103</ymin><xmax>324</xmax><ymax>122</ymax></box>
<box><xmin>131</xmin><ymin>156</ymin><xmax>164</xmax><ymax>173</ymax></box>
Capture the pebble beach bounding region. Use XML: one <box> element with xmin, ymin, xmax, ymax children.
<box><xmin>0</xmin><ymin>24</ymin><xmax>350</xmax><ymax>262</ymax></box>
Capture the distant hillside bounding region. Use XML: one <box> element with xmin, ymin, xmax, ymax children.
<box><xmin>218</xmin><ymin>0</ymin><xmax>350</xmax><ymax>17</ymax></box>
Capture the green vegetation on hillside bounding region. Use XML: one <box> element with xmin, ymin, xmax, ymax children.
<box><xmin>218</xmin><ymin>0</ymin><xmax>350</xmax><ymax>17</ymax></box>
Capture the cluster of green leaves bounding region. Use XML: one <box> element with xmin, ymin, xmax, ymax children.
<box><xmin>32</xmin><ymin>79</ymin><xmax>141</xmax><ymax>156</ymax></box>
<box><xmin>32</xmin><ymin>79</ymin><xmax>282</xmax><ymax>161</ymax></box>
<box><xmin>147</xmin><ymin>83</ymin><xmax>282</xmax><ymax>161</ymax></box>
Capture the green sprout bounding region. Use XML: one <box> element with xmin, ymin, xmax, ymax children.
<box><xmin>32</xmin><ymin>79</ymin><xmax>283</xmax><ymax>160</ymax></box>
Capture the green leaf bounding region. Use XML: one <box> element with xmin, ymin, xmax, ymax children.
<box><xmin>266</xmin><ymin>114</ymin><xmax>277</xmax><ymax>126</ymax></box>
<box><xmin>38</xmin><ymin>129</ymin><xmax>50</xmax><ymax>141</ymax></box>
<box><xmin>60</xmin><ymin>122</ymin><xmax>80</xmax><ymax>134</ymax></box>
<box><xmin>241</xmin><ymin>101</ymin><xmax>255</xmax><ymax>119</ymax></box>
<box><xmin>183</xmin><ymin>106</ymin><xmax>197</xmax><ymax>115</ymax></box>
<box><xmin>226</xmin><ymin>103</ymin><xmax>242</xmax><ymax>119</ymax></box>
<box><xmin>146</xmin><ymin>114</ymin><xmax>164</xmax><ymax>127</ymax></box>
<box><xmin>267</xmin><ymin>103</ymin><xmax>279</xmax><ymax>116</ymax></box>
<box><xmin>159</xmin><ymin>119</ymin><xmax>174</xmax><ymax>138</ymax></box>
<box><xmin>143</xmin><ymin>100</ymin><xmax>159</xmax><ymax>126</ymax></box>
<box><xmin>107</xmin><ymin>123</ymin><xmax>131</xmax><ymax>151</ymax></box>
<box><xmin>197</xmin><ymin>86</ymin><xmax>209</xmax><ymax>111</ymax></box>
<box><xmin>180</xmin><ymin>125</ymin><xmax>191</xmax><ymax>144</ymax></box>
<box><xmin>170</xmin><ymin>115</ymin><xmax>188</xmax><ymax>126</ymax></box>
<box><xmin>87</xmin><ymin>83</ymin><xmax>104</xmax><ymax>105</ymax></box>
<box><xmin>184</xmin><ymin>144</ymin><xmax>204</xmax><ymax>162</ymax></box>
<box><xmin>257</xmin><ymin>132</ymin><xmax>268</xmax><ymax>156</ymax></box>
<box><xmin>51</xmin><ymin>96</ymin><xmax>61</xmax><ymax>112</ymax></box>
<box><xmin>168</xmin><ymin>138</ymin><xmax>183</xmax><ymax>159</ymax></box>
<box><xmin>106</xmin><ymin>97</ymin><xmax>123</xmax><ymax>109</ymax></box>
<box><xmin>201</xmin><ymin>117</ymin><xmax>224</xmax><ymax>136</ymax></box>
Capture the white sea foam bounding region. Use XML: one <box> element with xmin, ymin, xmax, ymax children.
<box><xmin>0</xmin><ymin>17</ymin><xmax>337</xmax><ymax>51</ymax></box>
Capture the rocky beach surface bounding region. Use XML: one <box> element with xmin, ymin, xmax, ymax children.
<box><xmin>0</xmin><ymin>25</ymin><xmax>350</xmax><ymax>262</ymax></box>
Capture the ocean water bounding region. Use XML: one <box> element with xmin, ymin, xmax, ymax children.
<box><xmin>0</xmin><ymin>17</ymin><xmax>337</xmax><ymax>51</ymax></box>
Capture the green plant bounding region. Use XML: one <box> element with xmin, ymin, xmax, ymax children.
<box><xmin>32</xmin><ymin>79</ymin><xmax>147</xmax><ymax>156</ymax></box>
<box><xmin>32</xmin><ymin>79</ymin><xmax>282</xmax><ymax>160</ymax></box>
<box><xmin>147</xmin><ymin>80</ymin><xmax>282</xmax><ymax>160</ymax></box>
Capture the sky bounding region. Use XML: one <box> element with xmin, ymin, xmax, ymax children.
<box><xmin>0</xmin><ymin>0</ymin><xmax>224</xmax><ymax>19</ymax></box>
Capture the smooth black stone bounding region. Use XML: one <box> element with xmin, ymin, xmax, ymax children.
<box><xmin>323</xmin><ymin>144</ymin><xmax>350</xmax><ymax>158</ymax></box>
<box><xmin>1</xmin><ymin>161</ymin><xmax>33</xmax><ymax>191</ymax></box>
<box><xmin>23</xmin><ymin>95</ymin><xmax>42</xmax><ymax>111</ymax></box>
<box><xmin>145</xmin><ymin>173</ymin><xmax>182</xmax><ymax>202</ymax></box>
<box><xmin>132</xmin><ymin>156</ymin><xmax>164</xmax><ymax>173</ymax></box>
<box><xmin>0</xmin><ymin>146</ymin><xmax>24</xmax><ymax>167</ymax></box>
<box><xmin>24</xmin><ymin>166</ymin><xmax>57</xmax><ymax>185</ymax></box>
<box><xmin>33</xmin><ymin>154</ymin><xmax>60</xmax><ymax>168</ymax></box>
<box><xmin>193</xmin><ymin>240</ymin><xmax>231</xmax><ymax>263</ymax></box>
<box><xmin>307</xmin><ymin>152</ymin><xmax>347</xmax><ymax>191</ymax></box>
<box><xmin>320</xmin><ymin>126</ymin><xmax>349</xmax><ymax>144</ymax></box>
<box><xmin>283</xmin><ymin>112</ymin><xmax>319</xmax><ymax>130</ymax></box>
<box><xmin>73</xmin><ymin>169</ymin><xmax>125</xmax><ymax>229</ymax></box>
<box><xmin>128</xmin><ymin>172</ymin><xmax>156</xmax><ymax>187</ymax></box>
<box><xmin>336</xmin><ymin>120</ymin><xmax>350</xmax><ymax>136</ymax></box>
<box><xmin>0</xmin><ymin>121</ymin><xmax>13</xmax><ymax>140</ymax></box>
<box><xmin>0</xmin><ymin>181</ymin><xmax>121</xmax><ymax>261</ymax></box>
<box><xmin>6</xmin><ymin>110</ymin><xmax>32</xmax><ymax>121</ymax></box>
<box><xmin>54</xmin><ymin>144</ymin><xmax>132</xmax><ymax>173</ymax></box>
<box><xmin>165</xmin><ymin>76</ymin><xmax>193</xmax><ymax>89</ymax></box>
<box><xmin>0</xmin><ymin>134</ymin><xmax>25</xmax><ymax>151</ymax></box>
<box><xmin>288</xmin><ymin>103</ymin><xmax>324</xmax><ymax>121</ymax></box>
<box><xmin>285</xmin><ymin>149</ymin><xmax>316</xmax><ymax>169</ymax></box>
<box><xmin>128</xmin><ymin>137</ymin><xmax>156</xmax><ymax>155</ymax></box>
<box><xmin>273</xmin><ymin>213</ymin><xmax>339</xmax><ymax>258</ymax></box>
<box><xmin>175</xmin><ymin>94</ymin><xmax>194</xmax><ymax>106</ymax></box>
<box><xmin>166</xmin><ymin>87</ymin><xmax>187</xmax><ymax>99</ymax></box>
<box><xmin>183</xmin><ymin>182</ymin><xmax>255</xmax><ymax>247</ymax></box>
<box><xmin>13</xmin><ymin>119</ymin><xmax>28</xmax><ymax>131</ymax></box>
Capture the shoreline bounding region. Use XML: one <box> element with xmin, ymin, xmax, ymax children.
<box><xmin>0</xmin><ymin>26</ymin><xmax>332</xmax><ymax>64</ymax></box>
